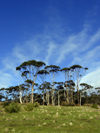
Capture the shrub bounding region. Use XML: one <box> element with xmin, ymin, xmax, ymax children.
<box><xmin>5</xmin><ymin>102</ymin><xmax>20</xmax><ymax>113</ymax></box>
<box><xmin>91</xmin><ymin>104</ymin><xmax>99</xmax><ymax>109</ymax></box>
<box><xmin>33</xmin><ymin>102</ymin><xmax>39</xmax><ymax>107</ymax></box>
<box><xmin>61</xmin><ymin>101</ymin><xmax>67</xmax><ymax>106</ymax></box>
<box><xmin>24</xmin><ymin>103</ymin><xmax>34</xmax><ymax>111</ymax></box>
<box><xmin>24</xmin><ymin>102</ymin><xmax>39</xmax><ymax>111</ymax></box>
<box><xmin>2</xmin><ymin>101</ymin><xmax>11</xmax><ymax>108</ymax></box>
<box><xmin>61</xmin><ymin>101</ymin><xmax>75</xmax><ymax>106</ymax></box>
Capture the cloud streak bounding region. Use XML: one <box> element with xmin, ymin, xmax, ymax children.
<box><xmin>0</xmin><ymin>24</ymin><xmax>100</xmax><ymax>88</ymax></box>
<box><xmin>45</xmin><ymin>42</ymin><xmax>56</xmax><ymax>64</ymax></box>
<box><xmin>81</xmin><ymin>68</ymin><xmax>100</xmax><ymax>87</ymax></box>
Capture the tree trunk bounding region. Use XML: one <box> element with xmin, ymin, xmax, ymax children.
<box><xmin>46</xmin><ymin>91</ymin><xmax>49</xmax><ymax>106</ymax></box>
<box><xmin>31</xmin><ymin>87</ymin><xmax>34</xmax><ymax>103</ymax></box>
<box><xmin>66</xmin><ymin>89</ymin><xmax>69</xmax><ymax>104</ymax></box>
<box><xmin>31</xmin><ymin>75</ymin><xmax>37</xmax><ymax>103</ymax></box>
<box><xmin>58</xmin><ymin>90</ymin><xmax>60</xmax><ymax>106</ymax></box>
<box><xmin>43</xmin><ymin>92</ymin><xmax>45</xmax><ymax>105</ymax></box>
<box><xmin>71</xmin><ymin>90</ymin><xmax>74</xmax><ymax>104</ymax></box>
<box><xmin>48</xmin><ymin>91</ymin><xmax>50</xmax><ymax>105</ymax></box>
<box><xmin>77</xmin><ymin>83</ymin><xmax>79</xmax><ymax>105</ymax></box>
<box><xmin>19</xmin><ymin>90</ymin><xmax>22</xmax><ymax>104</ymax></box>
<box><xmin>25</xmin><ymin>90</ymin><xmax>28</xmax><ymax>103</ymax></box>
<box><xmin>79</xmin><ymin>92</ymin><xmax>81</xmax><ymax>106</ymax></box>
<box><xmin>52</xmin><ymin>89</ymin><xmax>55</xmax><ymax>106</ymax></box>
<box><xmin>65</xmin><ymin>83</ymin><xmax>69</xmax><ymax>104</ymax></box>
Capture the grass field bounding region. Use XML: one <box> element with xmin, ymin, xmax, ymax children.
<box><xmin>0</xmin><ymin>105</ymin><xmax>100</xmax><ymax>133</ymax></box>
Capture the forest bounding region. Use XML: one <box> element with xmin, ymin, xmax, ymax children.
<box><xmin>0</xmin><ymin>59</ymin><xmax>100</xmax><ymax>106</ymax></box>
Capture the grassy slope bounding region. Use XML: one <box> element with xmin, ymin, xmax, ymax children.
<box><xmin>0</xmin><ymin>106</ymin><xmax>100</xmax><ymax>133</ymax></box>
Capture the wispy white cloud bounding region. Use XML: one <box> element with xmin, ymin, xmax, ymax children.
<box><xmin>82</xmin><ymin>29</ymin><xmax>100</xmax><ymax>52</ymax></box>
<box><xmin>67</xmin><ymin>28</ymin><xmax>100</xmax><ymax>68</ymax></box>
<box><xmin>72</xmin><ymin>45</ymin><xmax>100</xmax><ymax>68</ymax></box>
<box><xmin>81</xmin><ymin>68</ymin><xmax>100</xmax><ymax>87</ymax></box>
<box><xmin>1</xmin><ymin>2</ymin><xmax>100</xmax><ymax>89</ymax></box>
<box><xmin>56</xmin><ymin>43</ymin><xmax>77</xmax><ymax>64</ymax></box>
<box><xmin>1</xmin><ymin>24</ymin><xmax>100</xmax><ymax>88</ymax></box>
<box><xmin>45</xmin><ymin>42</ymin><xmax>56</xmax><ymax>64</ymax></box>
<box><xmin>0</xmin><ymin>71</ymin><xmax>13</xmax><ymax>88</ymax></box>
<box><xmin>55</xmin><ymin>26</ymin><xmax>88</xmax><ymax>64</ymax></box>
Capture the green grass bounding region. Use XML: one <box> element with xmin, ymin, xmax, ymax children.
<box><xmin>0</xmin><ymin>105</ymin><xmax>100</xmax><ymax>133</ymax></box>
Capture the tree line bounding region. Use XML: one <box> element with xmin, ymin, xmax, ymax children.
<box><xmin>0</xmin><ymin>59</ymin><xmax>100</xmax><ymax>106</ymax></box>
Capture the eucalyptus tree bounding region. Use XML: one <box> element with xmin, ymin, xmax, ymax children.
<box><xmin>89</xmin><ymin>92</ymin><xmax>99</xmax><ymax>104</ymax></box>
<box><xmin>70</xmin><ymin>65</ymin><xmax>82</xmax><ymax>90</ymax></box>
<box><xmin>25</xmin><ymin>79</ymin><xmax>33</xmax><ymax>88</ymax></box>
<box><xmin>94</xmin><ymin>87</ymin><xmax>100</xmax><ymax>103</ymax></box>
<box><xmin>16</xmin><ymin>60</ymin><xmax>46</xmax><ymax>103</ymax></box>
<box><xmin>60</xmin><ymin>67</ymin><xmax>70</xmax><ymax>104</ymax></box>
<box><xmin>25</xmin><ymin>79</ymin><xmax>38</xmax><ymax>102</ymax></box>
<box><xmin>45</xmin><ymin>82</ymin><xmax>52</xmax><ymax>105</ymax></box>
<box><xmin>80</xmin><ymin>83</ymin><xmax>93</xmax><ymax>93</ymax></box>
<box><xmin>79</xmin><ymin>83</ymin><xmax>88</xmax><ymax>105</ymax></box>
<box><xmin>95</xmin><ymin>87</ymin><xmax>100</xmax><ymax>94</ymax></box>
<box><xmin>39</xmin><ymin>81</ymin><xmax>51</xmax><ymax>105</ymax></box>
<box><xmin>18</xmin><ymin>84</ymin><xmax>23</xmax><ymax>104</ymax></box>
<box><xmin>38</xmin><ymin>70</ymin><xmax>49</xmax><ymax>82</ymax></box>
<box><xmin>5</xmin><ymin>85</ymin><xmax>27</xmax><ymax>103</ymax></box>
<box><xmin>66</xmin><ymin>80</ymin><xmax>75</xmax><ymax>104</ymax></box>
<box><xmin>70</xmin><ymin>65</ymin><xmax>88</xmax><ymax>104</ymax></box>
<box><xmin>37</xmin><ymin>70</ymin><xmax>49</xmax><ymax>105</ymax></box>
<box><xmin>45</xmin><ymin>65</ymin><xmax>60</xmax><ymax>105</ymax></box>
<box><xmin>16</xmin><ymin>67</ymin><xmax>29</xmax><ymax>103</ymax></box>
<box><xmin>0</xmin><ymin>88</ymin><xmax>5</xmax><ymax>101</ymax></box>
<box><xmin>80</xmin><ymin>83</ymin><xmax>93</xmax><ymax>105</ymax></box>
<box><xmin>5</xmin><ymin>86</ymin><xmax>19</xmax><ymax>102</ymax></box>
<box><xmin>0</xmin><ymin>88</ymin><xmax>8</xmax><ymax>101</ymax></box>
<box><xmin>0</xmin><ymin>94</ymin><xmax>5</xmax><ymax>101</ymax></box>
<box><xmin>54</xmin><ymin>82</ymin><xmax>64</xmax><ymax>106</ymax></box>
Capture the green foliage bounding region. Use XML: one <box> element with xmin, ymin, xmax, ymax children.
<box><xmin>61</xmin><ymin>101</ymin><xmax>75</xmax><ymax>106</ymax></box>
<box><xmin>24</xmin><ymin>102</ymin><xmax>39</xmax><ymax>111</ymax></box>
<box><xmin>2</xmin><ymin>101</ymin><xmax>11</xmax><ymax>108</ymax></box>
<box><xmin>61</xmin><ymin>101</ymin><xmax>68</xmax><ymax>106</ymax></box>
<box><xmin>33</xmin><ymin>102</ymin><xmax>39</xmax><ymax>107</ymax></box>
<box><xmin>24</xmin><ymin>103</ymin><xmax>34</xmax><ymax>111</ymax></box>
<box><xmin>5</xmin><ymin>102</ymin><xmax>20</xmax><ymax>113</ymax></box>
<box><xmin>91</xmin><ymin>104</ymin><xmax>99</xmax><ymax>109</ymax></box>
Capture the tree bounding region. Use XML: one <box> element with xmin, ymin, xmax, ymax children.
<box><xmin>39</xmin><ymin>81</ymin><xmax>51</xmax><ymax>105</ymax></box>
<box><xmin>66</xmin><ymin>80</ymin><xmax>75</xmax><ymax>104</ymax></box>
<box><xmin>37</xmin><ymin>70</ymin><xmax>49</xmax><ymax>105</ymax></box>
<box><xmin>61</xmin><ymin>67</ymin><xmax>70</xmax><ymax>104</ymax></box>
<box><xmin>54</xmin><ymin>82</ymin><xmax>64</xmax><ymax>106</ymax></box>
<box><xmin>16</xmin><ymin>60</ymin><xmax>46</xmax><ymax>103</ymax></box>
<box><xmin>80</xmin><ymin>83</ymin><xmax>93</xmax><ymax>105</ymax></box>
<box><xmin>45</xmin><ymin>65</ymin><xmax>60</xmax><ymax>105</ymax></box>
<box><xmin>0</xmin><ymin>88</ymin><xmax>5</xmax><ymax>101</ymax></box>
<box><xmin>25</xmin><ymin>79</ymin><xmax>38</xmax><ymax>102</ymax></box>
<box><xmin>70</xmin><ymin>65</ymin><xmax>87</xmax><ymax>105</ymax></box>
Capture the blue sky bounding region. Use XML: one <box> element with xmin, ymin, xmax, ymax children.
<box><xmin>0</xmin><ymin>0</ymin><xmax>100</xmax><ymax>88</ymax></box>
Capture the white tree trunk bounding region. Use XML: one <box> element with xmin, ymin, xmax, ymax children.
<box><xmin>58</xmin><ymin>90</ymin><xmax>60</xmax><ymax>106</ymax></box>
<box><xmin>19</xmin><ymin>91</ymin><xmax>22</xmax><ymax>104</ymax></box>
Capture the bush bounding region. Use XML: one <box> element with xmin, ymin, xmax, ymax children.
<box><xmin>61</xmin><ymin>101</ymin><xmax>75</xmax><ymax>106</ymax></box>
<box><xmin>61</xmin><ymin>101</ymin><xmax>67</xmax><ymax>106</ymax></box>
<box><xmin>91</xmin><ymin>104</ymin><xmax>99</xmax><ymax>109</ymax></box>
<box><xmin>33</xmin><ymin>102</ymin><xmax>39</xmax><ymax>107</ymax></box>
<box><xmin>5</xmin><ymin>102</ymin><xmax>20</xmax><ymax>113</ymax></box>
<box><xmin>24</xmin><ymin>103</ymin><xmax>34</xmax><ymax>111</ymax></box>
<box><xmin>2</xmin><ymin>101</ymin><xmax>11</xmax><ymax>108</ymax></box>
<box><xmin>24</xmin><ymin>102</ymin><xmax>39</xmax><ymax>111</ymax></box>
